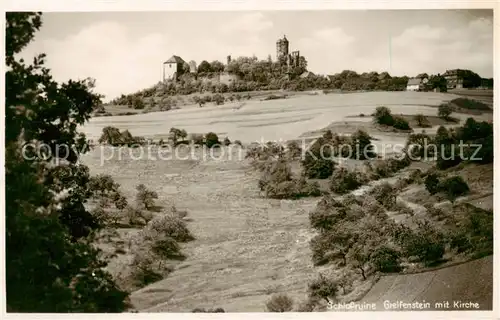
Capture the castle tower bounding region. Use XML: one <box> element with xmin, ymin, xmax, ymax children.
<box><xmin>276</xmin><ymin>35</ymin><xmax>289</xmax><ymax>61</ymax></box>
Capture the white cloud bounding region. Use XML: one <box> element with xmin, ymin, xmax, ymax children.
<box><xmin>390</xmin><ymin>17</ymin><xmax>493</xmax><ymax>77</ymax></box>
<box><xmin>297</xmin><ymin>28</ymin><xmax>356</xmax><ymax>75</ymax></box>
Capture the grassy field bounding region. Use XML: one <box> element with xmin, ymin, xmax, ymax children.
<box><xmin>81</xmin><ymin>90</ymin><xmax>493</xmax><ymax>312</ymax></box>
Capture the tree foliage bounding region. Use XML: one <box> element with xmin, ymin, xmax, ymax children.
<box><xmin>5</xmin><ymin>12</ymin><xmax>129</xmax><ymax>311</ymax></box>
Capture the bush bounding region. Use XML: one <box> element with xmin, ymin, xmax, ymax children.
<box><xmin>136</xmin><ymin>184</ymin><xmax>158</xmax><ymax>210</ymax></box>
<box><xmin>371</xmin><ymin>246</ymin><xmax>402</xmax><ymax>272</ymax></box>
<box><xmin>308</xmin><ymin>275</ymin><xmax>338</xmax><ymax>303</ymax></box>
<box><xmin>438</xmin><ymin>176</ymin><xmax>469</xmax><ymax>201</ymax></box>
<box><xmin>126</xmin><ymin>206</ymin><xmax>150</xmax><ymax>226</ymax></box>
<box><xmin>266</xmin><ymin>294</ymin><xmax>294</xmax><ymax>312</ymax></box>
<box><xmin>151</xmin><ymin>236</ymin><xmax>184</xmax><ymax>260</ymax></box>
<box><xmin>213</xmin><ymin>93</ymin><xmax>225</xmax><ymax>105</ymax></box>
<box><xmin>392</xmin><ymin>116</ymin><xmax>411</xmax><ymax>130</ymax></box>
<box><xmin>145</xmin><ymin>214</ymin><xmax>194</xmax><ymax>243</ymax></box>
<box><xmin>405</xmin><ymin>133</ymin><xmax>434</xmax><ymax>160</ymax></box>
<box><xmin>350</xmin><ymin>130</ymin><xmax>376</xmax><ymax>159</ymax></box>
<box><xmin>286</xmin><ymin>140</ymin><xmax>302</xmax><ymax>160</ymax></box>
<box><xmin>450</xmin><ymin>97</ymin><xmax>490</xmax><ymax>111</ymax></box>
<box><xmin>370</xmin><ymin>183</ymin><xmax>396</xmax><ymax>209</ymax></box>
<box><xmin>223</xmin><ymin>137</ymin><xmax>231</xmax><ymax>146</ymax></box>
<box><xmin>373</xmin><ymin>106</ymin><xmax>394</xmax><ymax>126</ymax></box>
<box><xmin>424</xmin><ymin>173</ymin><xmax>440</xmax><ymax>195</ymax></box>
<box><xmin>329</xmin><ymin>168</ymin><xmax>365</xmax><ymax>194</ymax></box>
<box><xmin>205</xmin><ymin>132</ymin><xmax>220</xmax><ymax>148</ymax></box>
<box><xmin>414</xmin><ymin>114</ymin><xmax>431</xmax><ymax>128</ymax></box>
<box><xmin>302</xmin><ymin>155</ymin><xmax>335</xmax><ymax>179</ymax></box>
<box><xmin>438</xmin><ymin>103</ymin><xmax>453</xmax><ymax>119</ymax></box>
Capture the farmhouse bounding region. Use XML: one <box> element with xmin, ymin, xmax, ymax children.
<box><xmin>406</xmin><ymin>77</ymin><xmax>427</xmax><ymax>91</ymax></box>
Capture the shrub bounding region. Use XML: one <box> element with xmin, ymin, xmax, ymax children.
<box><xmin>438</xmin><ymin>103</ymin><xmax>453</xmax><ymax>119</ymax></box>
<box><xmin>286</xmin><ymin>140</ymin><xmax>302</xmax><ymax>160</ymax></box>
<box><xmin>438</xmin><ymin>176</ymin><xmax>469</xmax><ymax>201</ymax></box>
<box><xmin>424</xmin><ymin>173</ymin><xmax>440</xmax><ymax>195</ymax></box>
<box><xmin>308</xmin><ymin>275</ymin><xmax>338</xmax><ymax>303</ymax></box>
<box><xmin>405</xmin><ymin>133</ymin><xmax>434</xmax><ymax>160</ymax></box>
<box><xmin>266</xmin><ymin>294</ymin><xmax>294</xmax><ymax>312</ymax></box>
<box><xmin>370</xmin><ymin>183</ymin><xmax>396</xmax><ymax>209</ymax></box>
<box><xmin>414</xmin><ymin>114</ymin><xmax>431</xmax><ymax>128</ymax></box>
<box><xmin>373</xmin><ymin>106</ymin><xmax>394</xmax><ymax>126</ymax></box>
<box><xmin>135</xmin><ymin>184</ymin><xmax>158</xmax><ymax>210</ymax></box>
<box><xmin>213</xmin><ymin>93</ymin><xmax>225</xmax><ymax>105</ymax></box>
<box><xmin>146</xmin><ymin>214</ymin><xmax>194</xmax><ymax>243</ymax></box>
<box><xmin>301</xmin><ymin>135</ymin><xmax>337</xmax><ymax>179</ymax></box>
<box><xmin>450</xmin><ymin>97</ymin><xmax>490</xmax><ymax>111</ymax></box>
<box><xmin>329</xmin><ymin>168</ymin><xmax>365</xmax><ymax>194</ymax></box>
<box><xmin>350</xmin><ymin>130</ymin><xmax>376</xmax><ymax>159</ymax></box>
<box><xmin>126</xmin><ymin>206</ymin><xmax>149</xmax><ymax>226</ymax></box>
<box><xmin>392</xmin><ymin>116</ymin><xmax>411</xmax><ymax>130</ymax></box>
<box><xmin>371</xmin><ymin>246</ymin><xmax>401</xmax><ymax>272</ymax></box>
<box><xmin>151</xmin><ymin>236</ymin><xmax>184</xmax><ymax>260</ymax></box>
<box><xmin>205</xmin><ymin>132</ymin><xmax>220</xmax><ymax>148</ymax></box>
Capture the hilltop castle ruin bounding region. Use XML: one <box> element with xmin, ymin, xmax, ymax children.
<box><xmin>276</xmin><ymin>35</ymin><xmax>300</xmax><ymax>69</ymax></box>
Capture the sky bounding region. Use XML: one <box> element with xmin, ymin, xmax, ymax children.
<box><xmin>19</xmin><ymin>10</ymin><xmax>494</xmax><ymax>101</ymax></box>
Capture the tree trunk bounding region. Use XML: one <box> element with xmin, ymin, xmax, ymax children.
<box><xmin>359</xmin><ymin>267</ymin><xmax>366</xmax><ymax>280</ymax></box>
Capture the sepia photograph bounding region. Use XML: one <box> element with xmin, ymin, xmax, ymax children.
<box><xmin>3</xmin><ymin>4</ymin><xmax>496</xmax><ymax>315</ymax></box>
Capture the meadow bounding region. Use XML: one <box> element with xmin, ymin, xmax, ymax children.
<box><xmin>81</xmin><ymin>90</ymin><xmax>493</xmax><ymax>312</ymax></box>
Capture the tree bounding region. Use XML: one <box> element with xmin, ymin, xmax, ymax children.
<box><xmin>210</xmin><ymin>60</ymin><xmax>225</xmax><ymax>73</ymax></box>
<box><xmin>373</xmin><ymin>106</ymin><xmax>394</xmax><ymax>126</ymax></box>
<box><xmin>424</xmin><ymin>173</ymin><xmax>440</xmax><ymax>195</ymax></box>
<box><xmin>350</xmin><ymin>130</ymin><xmax>376</xmax><ymax>159</ymax></box>
<box><xmin>6</xmin><ymin>12</ymin><xmax>129</xmax><ymax>311</ymax></box>
<box><xmin>414</xmin><ymin>114</ymin><xmax>430</xmax><ymax>128</ymax></box>
<box><xmin>135</xmin><ymin>184</ymin><xmax>159</xmax><ymax>210</ymax></box>
<box><xmin>205</xmin><ymin>132</ymin><xmax>220</xmax><ymax>148</ymax></box>
<box><xmin>197</xmin><ymin>60</ymin><xmax>212</xmax><ymax>73</ymax></box>
<box><xmin>169</xmin><ymin>127</ymin><xmax>187</xmax><ymax>145</ymax></box>
<box><xmin>438</xmin><ymin>103</ymin><xmax>453</xmax><ymax>120</ymax></box>
<box><xmin>266</xmin><ymin>294</ymin><xmax>294</xmax><ymax>312</ymax></box>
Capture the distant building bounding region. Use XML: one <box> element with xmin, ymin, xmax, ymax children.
<box><xmin>443</xmin><ymin>69</ymin><xmax>464</xmax><ymax>89</ymax></box>
<box><xmin>163</xmin><ymin>55</ymin><xmax>186</xmax><ymax>81</ymax></box>
<box><xmin>300</xmin><ymin>71</ymin><xmax>315</xmax><ymax>79</ymax></box>
<box><xmin>276</xmin><ymin>35</ymin><xmax>300</xmax><ymax>69</ymax></box>
<box><xmin>188</xmin><ymin>60</ymin><xmax>197</xmax><ymax>73</ymax></box>
<box><xmin>406</xmin><ymin>78</ymin><xmax>426</xmax><ymax>91</ymax></box>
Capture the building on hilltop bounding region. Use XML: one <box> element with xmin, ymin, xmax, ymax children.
<box><xmin>443</xmin><ymin>69</ymin><xmax>464</xmax><ymax>89</ymax></box>
<box><xmin>188</xmin><ymin>60</ymin><xmax>197</xmax><ymax>74</ymax></box>
<box><xmin>276</xmin><ymin>35</ymin><xmax>300</xmax><ymax>69</ymax></box>
<box><xmin>163</xmin><ymin>55</ymin><xmax>187</xmax><ymax>81</ymax></box>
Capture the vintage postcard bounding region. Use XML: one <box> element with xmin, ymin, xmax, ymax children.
<box><xmin>2</xmin><ymin>1</ymin><xmax>497</xmax><ymax>318</ymax></box>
